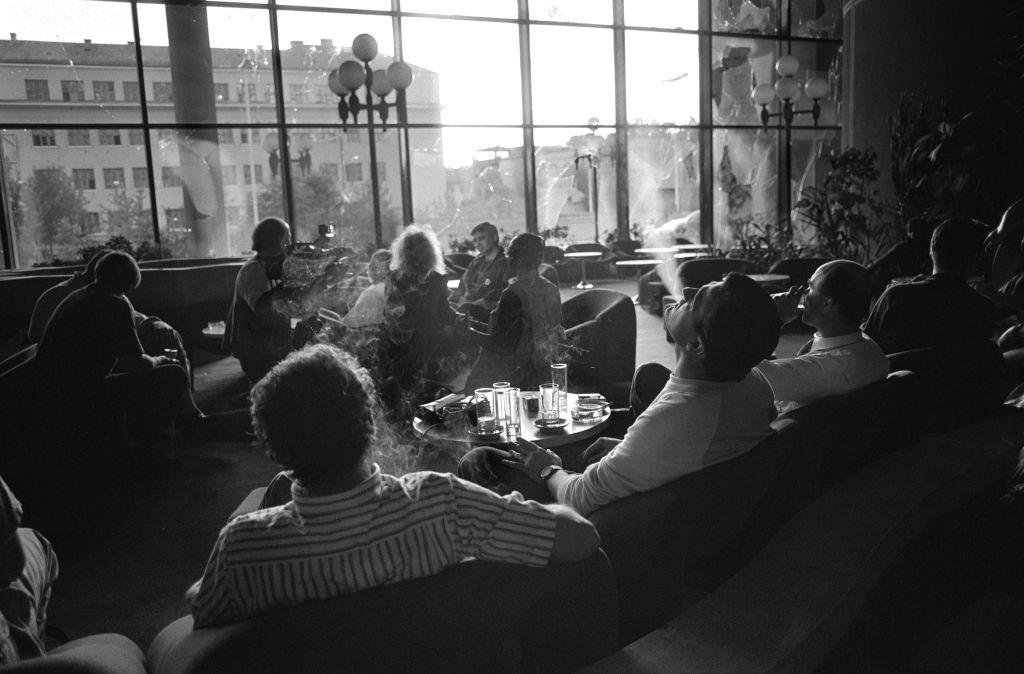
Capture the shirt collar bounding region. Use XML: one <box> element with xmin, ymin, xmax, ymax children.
<box><xmin>290</xmin><ymin>463</ymin><xmax>382</xmax><ymax>514</ymax></box>
<box><xmin>810</xmin><ymin>331</ymin><xmax>867</xmax><ymax>352</ymax></box>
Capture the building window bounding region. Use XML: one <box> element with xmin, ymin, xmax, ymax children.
<box><xmin>218</xmin><ymin>129</ymin><xmax>233</xmax><ymax>144</ymax></box>
<box><xmin>61</xmin><ymin>80</ymin><xmax>86</xmax><ymax>102</ymax></box>
<box><xmin>165</xmin><ymin>208</ymin><xmax>187</xmax><ymax>231</ymax></box>
<box><xmin>67</xmin><ymin>129</ymin><xmax>91</xmax><ymax>146</ymax></box>
<box><xmin>25</xmin><ymin>79</ymin><xmax>50</xmax><ymax>101</ymax></box>
<box><xmin>93</xmin><ymin>81</ymin><xmax>116</xmax><ymax>102</ymax></box>
<box><xmin>127</xmin><ymin>129</ymin><xmax>145</xmax><ymax>145</ymax></box>
<box><xmin>32</xmin><ymin>130</ymin><xmax>57</xmax><ymax>147</ymax></box>
<box><xmin>322</xmin><ymin>163</ymin><xmax>339</xmax><ymax>179</ymax></box>
<box><xmin>132</xmin><ymin>167</ymin><xmax>149</xmax><ymax>188</ymax></box>
<box><xmin>289</xmin><ymin>84</ymin><xmax>308</xmax><ymax>104</ymax></box>
<box><xmin>314</xmin><ymin>85</ymin><xmax>330</xmax><ymax>104</ymax></box>
<box><xmin>81</xmin><ymin>212</ymin><xmax>101</xmax><ymax>233</ymax></box>
<box><xmin>243</xmin><ymin>164</ymin><xmax>263</xmax><ymax>184</ymax></box>
<box><xmin>99</xmin><ymin>130</ymin><xmax>122</xmax><ymax>146</ymax></box>
<box><xmin>237</xmin><ymin>83</ymin><xmax>257</xmax><ymax>103</ymax></box>
<box><xmin>239</xmin><ymin>129</ymin><xmax>261</xmax><ymax>144</ymax></box>
<box><xmin>377</xmin><ymin>162</ymin><xmax>386</xmax><ymax>179</ymax></box>
<box><xmin>72</xmin><ymin>168</ymin><xmax>96</xmax><ymax>190</ymax></box>
<box><xmin>214</xmin><ymin>83</ymin><xmax>229</xmax><ymax>102</ymax></box>
<box><xmin>123</xmin><ymin>81</ymin><xmax>140</xmax><ymax>102</ymax></box>
<box><xmin>152</xmin><ymin>82</ymin><xmax>174</xmax><ymax>103</ymax></box>
<box><xmin>222</xmin><ymin>166</ymin><xmax>238</xmax><ymax>185</ymax></box>
<box><xmin>345</xmin><ymin>162</ymin><xmax>363</xmax><ymax>182</ymax></box>
<box><xmin>103</xmin><ymin>168</ymin><xmax>126</xmax><ymax>189</ymax></box>
<box><xmin>161</xmin><ymin>166</ymin><xmax>182</xmax><ymax>188</ymax></box>
<box><xmin>345</xmin><ymin>130</ymin><xmax>361</xmax><ymax>144</ymax></box>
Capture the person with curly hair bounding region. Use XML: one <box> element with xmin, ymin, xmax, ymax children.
<box><xmin>186</xmin><ymin>343</ymin><xmax>598</xmax><ymax>628</ymax></box>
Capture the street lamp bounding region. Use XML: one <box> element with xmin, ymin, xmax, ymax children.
<box><xmin>574</xmin><ymin>117</ymin><xmax>602</xmax><ymax>243</ymax></box>
<box><xmin>327</xmin><ymin>34</ymin><xmax>413</xmax><ymax>245</ymax></box>
<box><xmin>751</xmin><ymin>54</ymin><xmax>830</xmax><ymax>130</ymax></box>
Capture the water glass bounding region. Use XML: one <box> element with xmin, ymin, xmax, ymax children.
<box><xmin>491</xmin><ymin>381</ymin><xmax>511</xmax><ymax>426</ymax></box>
<box><xmin>551</xmin><ymin>363</ymin><xmax>568</xmax><ymax>407</ymax></box>
<box><xmin>506</xmin><ymin>388</ymin><xmax>521</xmax><ymax>439</ymax></box>
<box><xmin>474</xmin><ymin>388</ymin><xmax>496</xmax><ymax>433</ymax></box>
<box><xmin>163</xmin><ymin>348</ymin><xmax>180</xmax><ymax>364</ymax></box>
<box><xmin>540</xmin><ymin>383</ymin><xmax>560</xmax><ymax>421</ymax></box>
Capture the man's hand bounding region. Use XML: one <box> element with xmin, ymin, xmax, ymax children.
<box><xmin>771</xmin><ymin>285</ymin><xmax>805</xmax><ymax>325</ymax></box>
<box><xmin>501</xmin><ymin>438</ymin><xmax>562</xmax><ymax>483</ymax></box>
<box><xmin>581</xmin><ymin>436</ymin><xmax>620</xmax><ymax>465</ymax></box>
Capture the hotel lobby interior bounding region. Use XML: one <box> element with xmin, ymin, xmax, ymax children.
<box><xmin>1</xmin><ymin>0</ymin><xmax>1024</xmax><ymax>671</ymax></box>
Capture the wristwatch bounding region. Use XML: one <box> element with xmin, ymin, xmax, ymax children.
<box><xmin>539</xmin><ymin>465</ymin><xmax>563</xmax><ymax>482</ymax></box>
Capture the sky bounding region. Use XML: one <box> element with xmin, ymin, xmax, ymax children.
<box><xmin>4</xmin><ymin>0</ymin><xmax>702</xmax><ymax>167</ymax></box>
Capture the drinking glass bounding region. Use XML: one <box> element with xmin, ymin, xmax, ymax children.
<box><xmin>474</xmin><ymin>387</ymin><xmax>496</xmax><ymax>433</ymax></box>
<box><xmin>540</xmin><ymin>383</ymin><xmax>560</xmax><ymax>421</ymax></box>
<box><xmin>162</xmin><ymin>348</ymin><xmax>180</xmax><ymax>364</ymax></box>
<box><xmin>506</xmin><ymin>388</ymin><xmax>521</xmax><ymax>439</ymax></box>
<box><xmin>492</xmin><ymin>381</ymin><xmax>511</xmax><ymax>427</ymax></box>
<box><xmin>551</xmin><ymin>363</ymin><xmax>568</xmax><ymax>407</ymax></box>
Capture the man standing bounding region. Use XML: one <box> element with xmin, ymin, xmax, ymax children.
<box><xmin>187</xmin><ymin>344</ymin><xmax>599</xmax><ymax>626</ymax></box>
<box><xmin>865</xmin><ymin>217</ymin><xmax>993</xmax><ymax>353</ymax></box>
<box><xmin>464</xmin><ymin>273</ymin><xmax>781</xmax><ymax>515</ymax></box>
<box><xmin>449</xmin><ymin>221</ymin><xmax>508</xmax><ymax>322</ymax></box>
<box><xmin>755</xmin><ymin>260</ymin><xmax>889</xmax><ymax>409</ymax></box>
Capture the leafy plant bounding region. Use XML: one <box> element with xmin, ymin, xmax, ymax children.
<box><xmin>538</xmin><ymin>224</ymin><xmax>569</xmax><ymax>243</ymax></box>
<box><xmin>795</xmin><ymin>147</ymin><xmax>898</xmax><ymax>264</ymax></box>
<box><xmin>728</xmin><ymin>215</ymin><xmax>803</xmax><ymax>272</ymax></box>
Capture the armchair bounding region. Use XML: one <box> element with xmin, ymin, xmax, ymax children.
<box><xmin>562</xmin><ymin>289</ymin><xmax>636</xmax><ymax>405</ymax></box>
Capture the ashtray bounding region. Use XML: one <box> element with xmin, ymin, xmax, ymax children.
<box><xmin>533</xmin><ymin>417</ymin><xmax>569</xmax><ymax>432</ymax></box>
<box><xmin>468</xmin><ymin>426</ymin><xmax>504</xmax><ymax>441</ymax></box>
<box><xmin>571</xmin><ymin>400</ymin><xmax>609</xmax><ymax>423</ymax></box>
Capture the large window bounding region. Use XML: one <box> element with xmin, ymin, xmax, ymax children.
<box><xmin>0</xmin><ymin>0</ymin><xmax>841</xmax><ymax>268</ymax></box>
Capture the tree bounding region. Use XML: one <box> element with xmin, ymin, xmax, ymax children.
<box><xmin>102</xmin><ymin>184</ymin><xmax>152</xmax><ymax>243</ymax></box>
<box><xmin>28</xmin><ymin>168</ymin><xmax>86</xmax><ymax>259</ymax></box>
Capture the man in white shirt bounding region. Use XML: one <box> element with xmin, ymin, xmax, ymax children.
<box><xmin>754</xmin><ymin>259</ymin><xmax>889</xmax><ymax>410</ymax></box>
<box><xmin>461</xmin><ymin>272</ymin><xmax>781</xmax><ymax>515</ymax></box>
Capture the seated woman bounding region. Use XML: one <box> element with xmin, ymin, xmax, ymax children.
<box><xmin>381</xmin><ymin>226</ymin><xmax>457</xmax><ymax>405</ymax></box>
<box><xmin>224</xmin><ymin>217</ymin><xmax>293</xmax><ymax>386</ymax></box>
<box><xmin>464</xmin><ymin>233</ymin><xmax>564</xmax><ymax>391</ymax></box>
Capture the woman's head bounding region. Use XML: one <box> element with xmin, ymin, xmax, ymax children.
<box><xmin>390</xmin><ymin>224</ymin><xmax>446</xmax><ymax>279</ymax></box>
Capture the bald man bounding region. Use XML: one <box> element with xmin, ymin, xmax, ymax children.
<box><xmin>754</xmin><ymin>260</ymin><xmax>889</xmax><ymax>410</ymax></box>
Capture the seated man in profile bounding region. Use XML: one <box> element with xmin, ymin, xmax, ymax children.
<box><xmin>34</xmin><ymin>251</ymin><xmax>188</xmax><ymax>458</ymax></box>
<box><xmin>187</xmin><ymin>343</ymin><xmax>599</xmax><ymax>628</ymax></box>
<box><xmin>463</xmin><ymin>233</ymin><xmax>564</xmax><ymax>391</ymax></box>
<box><xmin>449</xmin><ymin>221</ymin><xmax>508</xmax><ymax>322</ymax></box>
<box><xmin>864</xmin><ymin>217</ymin><xmax>993</xmax><ymax>354</ymax></box>
<box><xmin>755</xmin><ymin>260</ymin><xmax>889</xmax><ymax>410</ymax></box>
<box><xmin>27</xmin><ymin>250</ymin><xmax>109</xmax><ymax>343</ymax></box>
<box><xmin>462</xmin><ymin>273</ymin><xmax>780</xmax><ymax>516</ymax></box>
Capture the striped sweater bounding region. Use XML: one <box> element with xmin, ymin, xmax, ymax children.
<box><xmin>187</xmin><ymin>465</ymin><xmax>557</xmax><ymax>627</ymax></box>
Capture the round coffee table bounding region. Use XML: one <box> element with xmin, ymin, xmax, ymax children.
<box><xmin>412</xmin><ymin>391</ymin><xmax>612</xmax><ymax>449</ymax></box>
<box><xmin>564</xmin><ymin>251</ymin><xmax>603</xmax><ymax>289</ymax></box>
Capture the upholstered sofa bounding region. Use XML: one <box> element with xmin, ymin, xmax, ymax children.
<box><xmin>147</xmin><ymin>553</ymin><xmax>618</xmax><ymax>673</ymax></box>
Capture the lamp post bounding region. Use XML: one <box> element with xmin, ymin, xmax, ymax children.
<box><xmin>238</xmin><ymin>47</ymin><xmax>267</xmax><ymax>231</ymax></box>
<box><xmin>328</xmin><ymin>34</ymin><xmax>413</xmax><ymax>247</ymax></box>
<box><xmin>573</xmin><ymin>117</ymin><xmax>602</xmax><ymax>243</ymax></box>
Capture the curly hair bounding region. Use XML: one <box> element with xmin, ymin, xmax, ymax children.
<box><xmin>390</xmin><ymin>224</ymin><xmax>446</xmax><ymax>280</ymax></box>
<box><xmin>251</xmin><ymin>344</ymin><xmax>375</xmax><ymax>487</ymax></box>
<box><xmin>699</xmin><ymin>273</ymin><xmax>780</xmax><ymax>381</ymax></box>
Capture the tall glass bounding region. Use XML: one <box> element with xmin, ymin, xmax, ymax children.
<box><xmin>540</xmin><ymin>383</ymin><xmax>560</xmax><ymax>421</ymax></box>
<box><xmin>474</xmin><ymin>387</ymin><xmax>496</xmax><ymax>433</ymax></box>
<box><xmin>506</xmin><ymin>387</ymin><xmax>521</xmax><ymax>439</ymax></box>
<box><xmin>492</xmin><ymin>381</ymin><xmax>511</xmax><ymax>429</ymax></box>
<box><xmin>551</xmin><ymin>362</ymin><xmax>568</xmax><ymax>407</ymax></box>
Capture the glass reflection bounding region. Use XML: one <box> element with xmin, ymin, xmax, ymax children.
<box><xmin>627</xmin><ymin>127</ymin><xmax>700</xmax><ymax>241</ymax></box>
<box><xmin>531</xmin><ymin>26</ymin><xmax>615</xmax><ymax>126</ymax></box>
<box><xmin>711</xmin><ymin>36</ymin><xmax>778</xmax><ymax>125</ymax></box>
<box><xmin>534</xmin><ymin>127</ymin><xmax>616</xmax><ymax>244</ymax></box>
<box><xmin>625</xmin><ymin>0</ymin><xmax>699</xmax><ymax>29</ymax></box>
<box><xmin>713</xmin><ymin>129</ymin><xmax>778</xmax><ymax>250</ymax></box>
<box><xmin>712</xmin><ymin>0</ymin><xmax>779</xmax><ymax>34</ymax></box>
<box><xmin>529</xmin><ymin>0</ymin><xmax>612</xmax><ymax>24</ymax></box>
<box><xmin>787</xmin><ymin>0</ymin><xmax>842</xmax><ymax>39</ymax></box>
<box><xmin>625</xmin><ymin>31</ymin><xmax>700</xmax><ymax>125</ymax></box>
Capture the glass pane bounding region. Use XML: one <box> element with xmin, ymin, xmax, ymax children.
<box><xmin>624</xmin><ymin>0</ymin><xmax>699</xmax><ymax>30</ymax></box>
<box><xmin>2</xmin><ymin>0</ymin><xmax>142</xmax><ymax>124</ymax></box>
<box><xmin>278</xmin><ymin>0</ymin><xmax>389</xmax><ymax>8</ymax></box>
<box><xmin>1</xmin><ymin>127</ymin><xmax>155</xmax><ymax>268</ymax></box>
<box><xmin>787</xmin><ymin>0</ymin><xmax>842</xmax><ymax>39</ymax></box>
<box><xmin>150</xmin><ymin>128</ymin><xmax>283</xmax><ymax>258</ymax></box>
<box><xmin>410</xmin><ymin>127</ymin><xmax>527</xmax><ymax>248</ymax></box>
<box><xmin>531</xmin><ymin>26</ymin><xmax>615</xmax><ymax>125</ymax></box>
<box><xmin>625</xmin><ymin>30</ymin><xmax>700</xmax><ymax>125</ymax></box>
<box><xmin>529</xmin><ymin>0</ymin><xmax>612</xmax><ymax>24</ymax></box>
<box><xmin>790</xmin><ymin>128</ymin><xmax>840</xmax><ymax>243</ymax></box>
<box><xmin>401</xmin><ymin>0</ymin><xmax>516</xmax><ymax>19</ymax></box>
<box><xmin>275</xmin><ymin>11</ymin><xmax>394</xmax><ymax>126</ymax></box>
<box><xmin>402</xmin><ymin>18</ymin><xmax>522</xmax><ymax>125</ymax></box>
<box><xmin>711</xmin><ymin>36</ymin><xmax>779</xmax><ymax>125</ymax></box>
<box><xmin>534</xmin><ymin>127</ymin><xmax>617</xmax><ymax>244</ymax></box>
<box><xmin>627</xmin><ymin>127</ymin><xmax>701</xmax><ymax>242</ymax></box>
<box><xmin>137</xmin><ymin>4</ymin><xmax>278</xmax><ymax>126</ymax></box>
<box><xmin>712</xmin><ymin>0</ymin><xmax>779</xmax><ymax>34</ymax></box>
<box><xmin>713</xmin><ymin>128</ymin><xmax>779</xmax><ymax>250</ymax></box>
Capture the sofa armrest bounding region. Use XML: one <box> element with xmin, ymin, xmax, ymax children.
<box><xmin>8</xmin><ymin>634</ymin><xmax>146</xmax><ymax>673</ymax></box>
